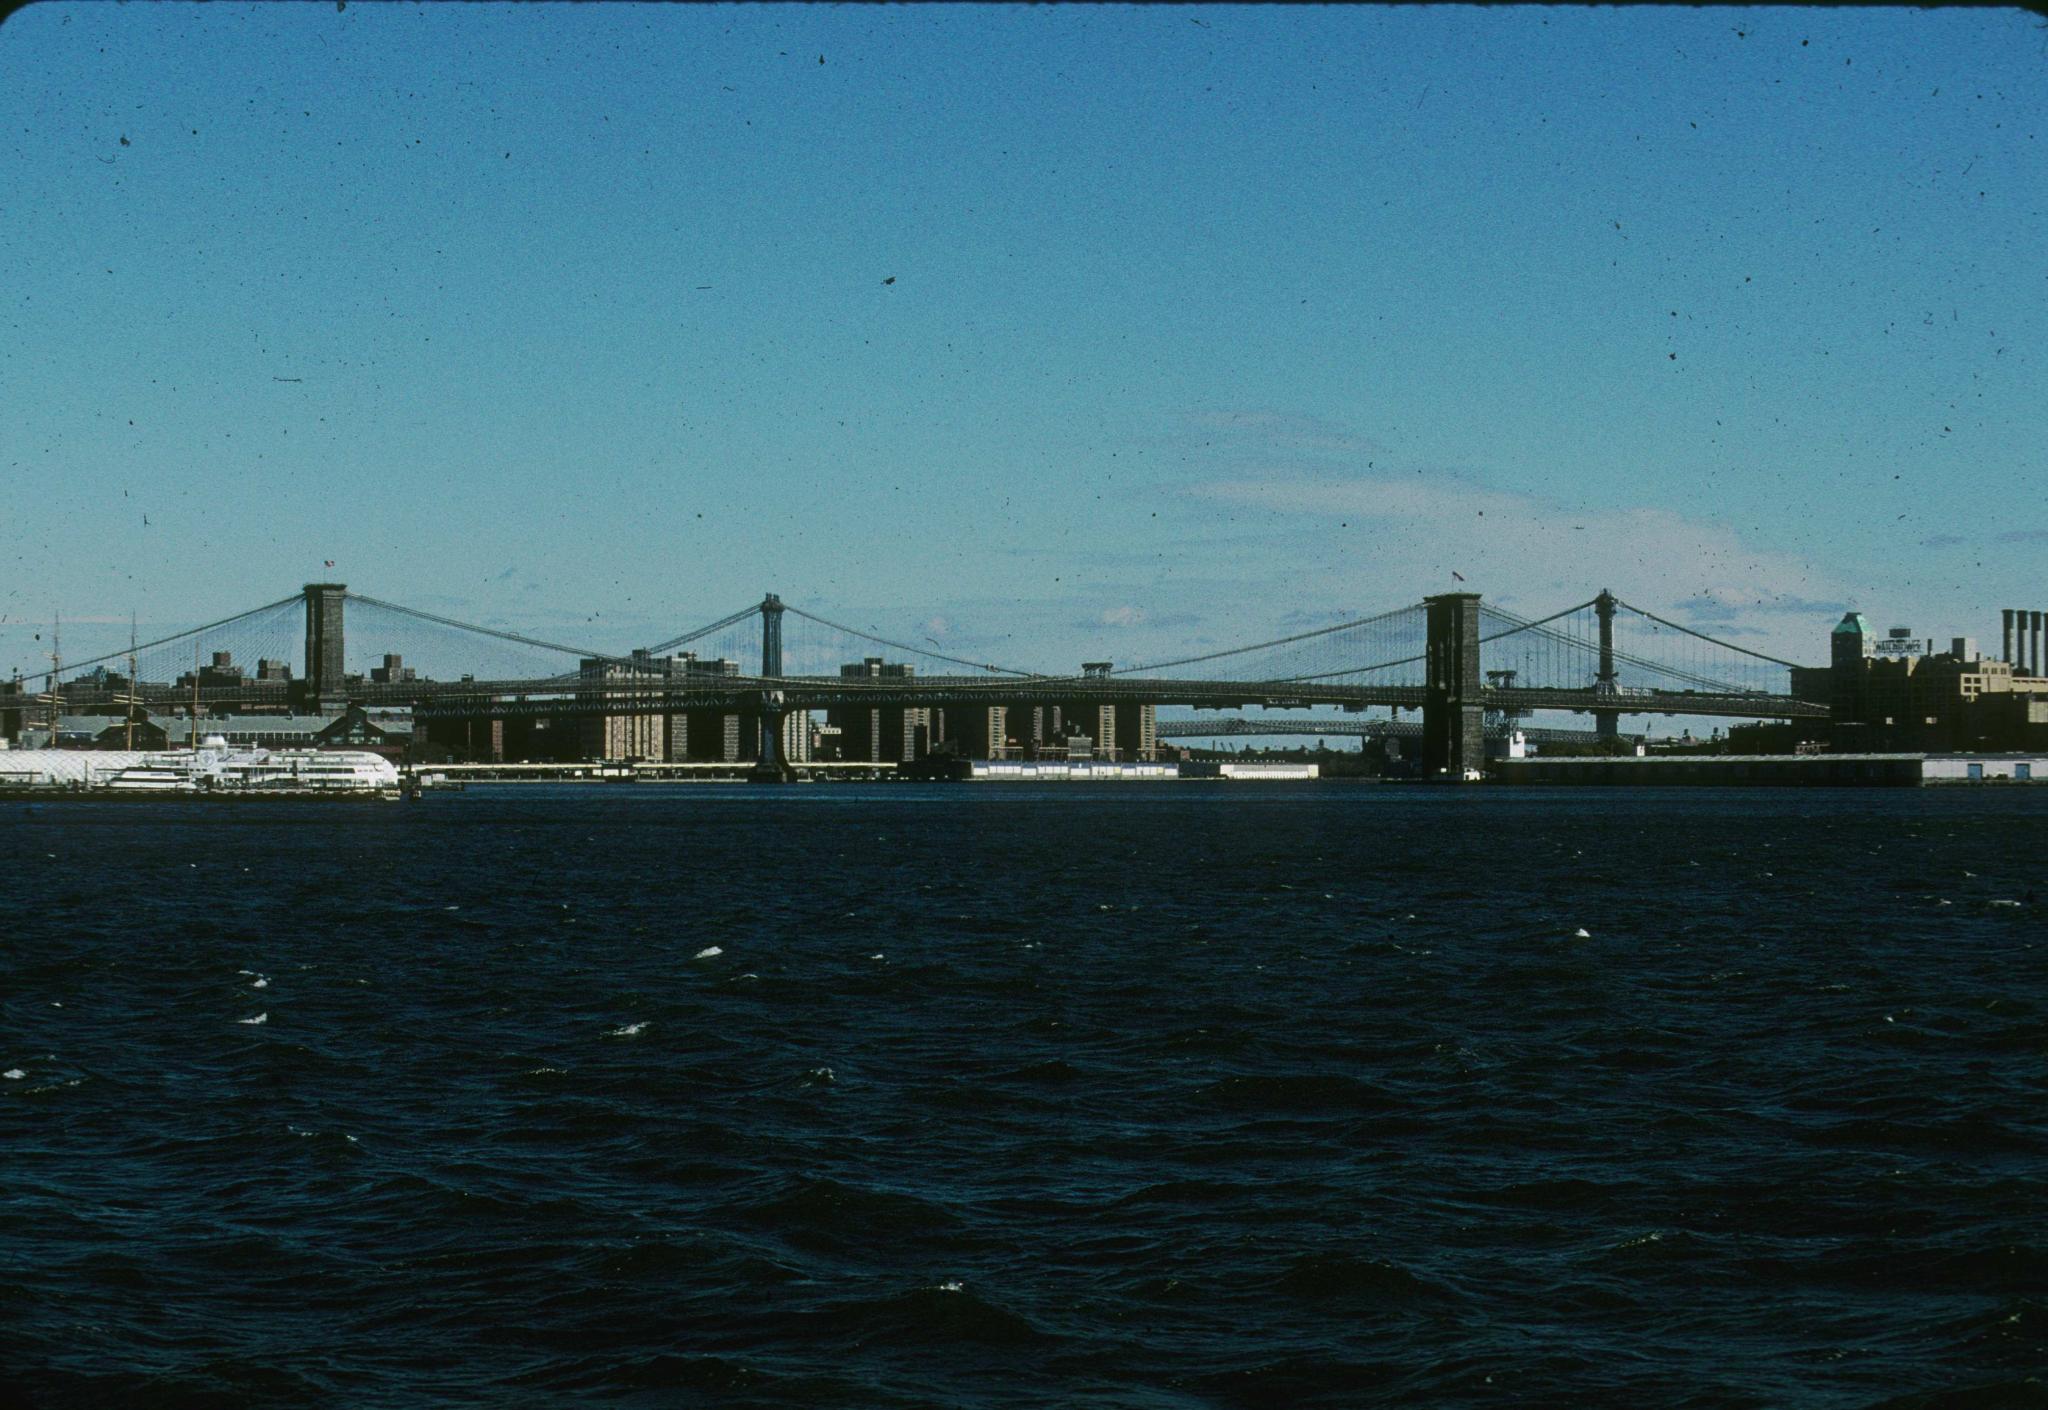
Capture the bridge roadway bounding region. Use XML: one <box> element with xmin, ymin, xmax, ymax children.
<box><xmin>48</xmin><ymin>674</ymin><xmax>1827</xmax><ymax>723</ymax></box>
<box><xmin>1156</xmin><ymin>718</ymin><xmax>1630</xmax><ymax>744</ymax></box>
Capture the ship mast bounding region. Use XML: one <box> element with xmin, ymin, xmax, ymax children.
<box><xmin>46</xmin><ymin>613</ymin><xmax>61</xmax><ymax>746</ymax></box>
<box><xmin>125</xmin><ymin>612</ymin><xmax>138</xmax><ymax>751</ymax></box>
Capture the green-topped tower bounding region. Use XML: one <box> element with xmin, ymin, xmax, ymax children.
<box><xmin>1830</xmin><ymin>611</ymin><xmax>1870</xmax><ymax>727</ymax></box>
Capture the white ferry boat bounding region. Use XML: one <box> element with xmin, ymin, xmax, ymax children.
<box><xmin>100</xmin><ymin>736</ymin><xmax>400</xmax><ymax>795</ymax></box>
<box><xmin>219</xmin><ymin>750</ymin><xmax>401</xmax><ymax>792</ymax></box>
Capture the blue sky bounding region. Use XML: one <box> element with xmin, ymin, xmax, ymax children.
<box><xmin>4</xmin><ymin>3</ymin><xmax>2043</xmax><ymax>679</ymax></box>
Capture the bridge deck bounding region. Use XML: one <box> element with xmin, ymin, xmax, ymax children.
<box><xmin>41</xmin><ymin>675</ymin><xmax>1829</xmax><ymax>722</ymax></box>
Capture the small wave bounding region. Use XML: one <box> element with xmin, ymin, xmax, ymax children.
<box><xmin>1114</xmin><ymin>1178</ymin><xmax>1249</xmax><ymax>1208</ymax></box>
<box><xmin>1942</xmin><ymin>1297</ymin><xmax>2048</xmax><ymax>1370</ymax></box>
<box><xmin>737</xmin><ymin>1176</ymin><xmax>963</xmax><ymax>1250</ymax></box>
<box><xmin>1275</xmin><ymin>1252</ymin><xmax>1452</xmax><ymax>1303</ymax></box>
<box><xmin>807</xmin><ymin>1283</ymin><xmax>1049</xmax><ymax>1348</ymax></box>
<box><xmin>609</xmin><ymin>1021</ymin><xmax>648</xmax><ymax>1037</ymax></box>
<box><xmin>1863</xmin><ymin>1377</ymin><xmax>2048</xmax><ymax>1410</ymax></box>
<box><xmin>1598</xmin><ymin>1228</ymin><xmax>1709</xmax><ymax>1263</ymax></box>
<box><xmin>511</xmin><ymin>1352</ymin><xmax>786</xmax><ymax>1396</ymax></box>
<box><xmin>695</xmin><ymin>945</ymin><xmax>723</xmax><ymax>959</ymax></box>
<box><xmin>239</xmin><ymin>1013</ymin><xmax>268</xmax><ymax>1025</ymax></box>
<box><xmin>1201</xmin><ymin>1072</ymin><xmax>1398</xmax><ymax>1114</ymax></box>
<box><xmin>1484</xmin><ymin>1177</ymin><xmax>1622</xmax><ymax>1211</ymax></box>
<box><xmin>2</xmin><ymin>1068</ymin><xmax>23</xmax><ymax>1080</ymax></box>
<box><xmin>592</xmin><ymin>1239</ymin><xmax>722</xmax><ymax>1278</ymax></box>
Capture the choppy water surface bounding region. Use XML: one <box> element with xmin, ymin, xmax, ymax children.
<box><xmin>3</xmin><ymin>785</ymin><xmax>2044</xmax><ymax>1408</ymax></box>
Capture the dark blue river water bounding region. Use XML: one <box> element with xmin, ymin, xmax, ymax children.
<box><xmin>3</xmin><ymin>785</ymin><xmax>2044</xmax><ymax>1408</ymax></box>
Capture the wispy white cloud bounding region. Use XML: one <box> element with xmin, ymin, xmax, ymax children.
<box><xmin>1194</xmin><ymin>474</ymin><xmax>1839</xmax><ymax>623</ymax></box>
<box><xmin>1180</xmin><ymin>448</ymin><xmax>1850</xmax><ymax>663</ymax></box>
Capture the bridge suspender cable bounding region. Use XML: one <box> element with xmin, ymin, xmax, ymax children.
<box><xmin>779</xmin><ymin>603</ymin><xmax>1042</xmax><ymax>677</ymax></box>
<box><xmin>1474</xmin><ymin>599</ymin><xmax>1602</xmax><ymax>638</ymax></box>
<box><xmin>1123</xmin><ymin>602</ymin><xmax>1425</xmax><ymax>675</ymax></box>
<box><xmin>642</xmin><ymin>605</ymin><xmax>769</xmax><ymax>658</ymax></box>
<box><xmin>342</xmin><ymin>593</ymin><xmax>618</xmax><ymax>667</ymax></box>
<box><xmin>1483</xmin><ymin>614</ymin><xmax>1758</xmax><ymax>693</ymax></box>
<box><xmin>1612</xmin><ymin>599</ymin><xmax>1805</xmax><ymax>669</ymax></box>
<box><xmin>1264</xmin><ymin>600</ymin><xmax>1596</xmax><ymax>684</ymax></box>
<box><xmin>39</xmin><ymin>593</ymin><xmax>303</xmax><ymax>682</ymax></box>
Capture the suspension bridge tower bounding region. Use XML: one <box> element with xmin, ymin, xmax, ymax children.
<box><xmin>1423</xmin><ymin>592</ymin><xmax>1485</xmax><ymax>780</ymax></box>
<box><xmin>1594</xmin><ymin>589</ymin><xmax>1620</xmax><ymax>742</ymax></box>
<box><xmin>302</xmin><ymin>583</ymin><xmax>347</xmax><ymax>712</ymax></box>
<box><xmin>749</xmin><ymin>593</ymin><xmax>793</xmax><ymax>782</ymax></box>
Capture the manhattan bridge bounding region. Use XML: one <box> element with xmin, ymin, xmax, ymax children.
<box><xmin>9</xmin><ymin>582</ymin><xmax>1827</xmax><ymax>780</ymax></box>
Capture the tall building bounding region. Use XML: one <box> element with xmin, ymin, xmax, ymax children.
<box><xmin>1830</xmin><ymin>612</ymin><xmax>1870</xmax><ymax>724</ymax></box>
<box><xmin>1</xmin><ymin>676</ymin><xmax>24</xmax><ymax>742</ymax></box>
<box><xmin>665</xmin><ymin>654</ymin><xmax>747</xmax><ymax>762</ymax></box>
<box><xmin>827</xmin><ymin>658</ymin><xmax>930</xmax><ymax>763</ymax></box>
<box><xmin>1115</xmin><ymin>701</ymin><xmax>1159</xmax><ymax>761</ymax></box>
<box><xmin>578</xmin><ymin>649</ymin><xmax>671</xmax><ymax>760</ymax></box>
<box><xmin>1022</xmin><ymin>700</ymin><xmax>1159</xmax><ymax>762</ymax></box>
<box><xmin>939</xmin><ymin>704</ymin><xmax>1007</xmax><ymax>759</ymax></box>
<box><xmin>1827</xmin><ymin>611</ymin><xmax>2048</xmax><ymax>751</ymax></box>
<box><xmin>780</xmin><ymin>710</ymin><xmax>812</xmax><ymax>764</ymax></box>
<box><xmin>577</xmin><ymin>649</ymin><xmax>744</xmax><ymax>761</ymax></box>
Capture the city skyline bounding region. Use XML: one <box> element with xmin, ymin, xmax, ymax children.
<box><xmin>5</xmin><ymin>4</ymin><xmax>2043</xmax><ymax>676</ymax></box>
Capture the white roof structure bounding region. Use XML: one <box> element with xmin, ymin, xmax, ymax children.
<box><xmin>2</xmin><ymin>745</ymin><xmax>400</xmax><ymax>792</ymax></box>
<box><xmin>0</xmin><ymin>751</ymin><xmax>151</xmax><ymax>787</ymax></box>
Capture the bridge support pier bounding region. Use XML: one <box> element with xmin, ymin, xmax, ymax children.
<box><xmin>1594</xmin><ymin>589</ymin><xmax>1621</xmax><ymax>743</ymax></box>
<box><xmin>1423</xmin><ymin>592</ymin><xmax>1485</xmax><ymax>780</ymax></box>
<box><xmin>749</xmin><ymin>593</ymin><xmax>794</xmax><ymax>782</ymax></box>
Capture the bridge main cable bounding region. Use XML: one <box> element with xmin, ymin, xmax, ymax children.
<box><xmin>779</xmin><ymin>603</ymin><xmax>1043</xmax><ymax>677</ymax></box>
<box><xmin>1479</xmin><ymin>598</ymin><xmax>1784</xmax><ymax>692</ymax></box>
<box><xmin>37</xmin><ymin>593</ymin><xmax>304</xmax><ymax>682</ymax></box>
<box><xmin>343</xmin><ymin>592</ymin><xmax>620</xmax><ymax>669</ymax></box>
<box><xmin>1123</xmin><ymin>601</ymin><xmax>1425</xmax><ymax>676</ymax></box>
<box><xmin>1612</xmin><ymin>598</ymin><xmax>1805</xmax><ymax>670</ymax></box>
<box><xmin>643</xmin><ymin>604</ymin><xmax>769</xmax><ymax>658</ymax></box>
<box><xmin>1264</xmin><ymin>599</ymin><xmax>1596</xmax><ymax>685</ymax></box>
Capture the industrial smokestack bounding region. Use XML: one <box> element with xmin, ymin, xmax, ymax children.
<box><xmin>2005</xmin><ymin>609</ymin><xmax>2017</xmax><ymax>666</ymax></box>
<box><xmin>2034</xmin><ymin>610</ymin><xmax>2045</xmax><ymax>679</ymax></box>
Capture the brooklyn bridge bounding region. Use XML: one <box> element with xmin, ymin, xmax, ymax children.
<box><xmin>7</xmin><ymin>583</ymin><xmax>1826</xmax><ymax>780</ymax></box>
